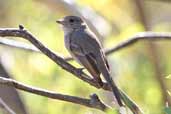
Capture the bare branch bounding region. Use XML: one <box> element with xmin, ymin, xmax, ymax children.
<box><xmin>0</xmin><ymin>97</ymin><xmax>16</xmax><ymax>114</ymax></box>
<box><xmin>0</xmin><ymin>76</ymin><xmax>111</xmax><ymax>112</ymax></box>
<box><xmin>0</xmin><ymin>38</ymin><xmax>40</xmax><ymax>53</ymax></box>
<box><xmin>0</xmin><ymin>27</ymin><xmax>143</xmax><ymax>113</ymax></box>
<box><xmin>105</xmin><ymin>32</ymin><xmax>171</xmax><ymax>54</ymax></box>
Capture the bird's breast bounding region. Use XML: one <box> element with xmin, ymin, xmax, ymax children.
<box><xmin>64</xmin><ymin>34</ymin><xmax>71</xmax><ymax>51</ymax></box>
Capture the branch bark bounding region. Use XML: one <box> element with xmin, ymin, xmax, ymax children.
<box><xmin>0</xmin><ymin>76</ymin><xmax>110</xmax><ymax>112</ymax></box>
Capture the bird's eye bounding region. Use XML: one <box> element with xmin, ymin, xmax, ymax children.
<box><xmin>69</xmin><ymin>19</ymin><xmax>74</xmax><ymax>23</ymax></box>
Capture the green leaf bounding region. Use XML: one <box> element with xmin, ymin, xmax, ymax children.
<box><xmin>164</xmin><ymin>107</ymin><xmax>171</xmax><ymax>114</ymax></box>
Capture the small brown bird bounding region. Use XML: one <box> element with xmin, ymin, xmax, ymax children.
<box><xmin>56</xmin><ymin>16</ymin><xmax>123</xmax><ymax>106</ymax></box>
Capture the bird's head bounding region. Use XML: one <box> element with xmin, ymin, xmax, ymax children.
<box><xmin>56</xmin><ymin>16</ymin><xmax>85</xmax><ymax>30</ymax></box>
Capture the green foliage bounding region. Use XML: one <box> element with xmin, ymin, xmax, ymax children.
<box><xmin>164</xmin><ymin>107</ymin><xmax>171</xmax><ymax>114</ymax></box>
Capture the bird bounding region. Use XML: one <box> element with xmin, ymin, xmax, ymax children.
<box><xmin>56</xmin><ymin>15</ymin><xmax>123</xmax><ymax>106</ymax></box>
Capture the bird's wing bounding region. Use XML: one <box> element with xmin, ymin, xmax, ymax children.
<box><xmin>69</xmin><ymin>31</ymin><xmax>102</xmax><ymax>82</ymax></box>
<box><xmin>71</xmin><ymin>29</ymin><xmax>110</xmax><ymax>70</ymax></box>
<box><xmin>70</xmin><ymin>29</ymin><xmax>101</xmax><ymax>53</ymax></box>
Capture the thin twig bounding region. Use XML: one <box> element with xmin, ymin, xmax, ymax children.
<box><xmin>0</xmin><ymin>38</ymin><xmax>40</xmax><ymax>52</ymax></box>
<box><xmin>105</xmin><ymin>32</ymin><xmax>171</xmax><ymax>54</ymax></box>
<box><xmin>0</xmin><ymin>97</ymin><xmax>16</xmax><ymax>114</ymax></box>
<box><xmin>0</xmin><ymin>76</ymin><xmax>111</xmax><ymax>112</ymax></box>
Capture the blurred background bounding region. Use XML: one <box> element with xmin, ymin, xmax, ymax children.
<box><xmin>0</xmin><ymin>0</ymin><xmax>171</xmax><ymax>114</ymax></box>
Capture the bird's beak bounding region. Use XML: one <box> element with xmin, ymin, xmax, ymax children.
<box><xmin>56</xmin><ymin>19</ymin><xmax>64</xmax><ymax>25</ymax></box>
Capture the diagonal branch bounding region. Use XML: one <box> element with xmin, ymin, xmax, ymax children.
<box><xmin>0</xmin><ymin>26</ymin><xmax>143</xmax><ymax>113</ymax></box>
<box><xmin>0</xmin><ymin>76</ymin><xmax>110</xmax><ymax>112</ymax></box>
<box><xmin>0</xmin><ymin>97</ymin><xmax>16</xmax><ymax>114</ymax></box>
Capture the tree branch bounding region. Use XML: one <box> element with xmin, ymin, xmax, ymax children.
<box><xmin>0</xmin><ymin>76</ymin><xmax>110</xmax><ymax>112</ymax></box>
<box><xmin>0</xmin><ymin>38</ymin><xmax>40</xmax><ymax>53</ymax></box>
<box><xmin>105</xmin><ymin>32</ymin><xmax>171</xmax><ymax>54</ymax></box>
<box><xmin>0</xmin><ymin>26</ymin><xmax>144</xmax><ymax>113</ymax></box>
<box><xmin>0</xmin><ymin>97</ymin><xmax>16</xmax><ymax>114</ymax></box>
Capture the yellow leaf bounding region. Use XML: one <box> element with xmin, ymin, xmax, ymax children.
<box><xmin>166</xmin><ymin>74</ymin><xmax>171</xmax><ymax>79</ymax></box>
<box><xmin>167</xmin><ymin>90</ymin><xmax>171</xmax><ymax>96</ymax></box>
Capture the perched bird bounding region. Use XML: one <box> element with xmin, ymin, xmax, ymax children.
<box><xmin>56</xmin><ymin>16</ymin><xmax>123</xmax><ymax>106</ymax></box>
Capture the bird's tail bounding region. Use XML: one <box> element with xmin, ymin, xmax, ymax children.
<box><xmin>96</xmin><ymin>51</ymin><xmax>123</xmax><ymax>106</ymax></box>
